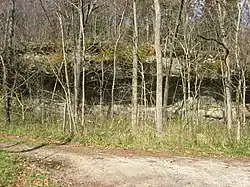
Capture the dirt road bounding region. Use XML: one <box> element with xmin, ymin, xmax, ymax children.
<box><xmin>1</xmin><ymin>142</ymin><xmax>250</xmax><ymax>187</ymax></box>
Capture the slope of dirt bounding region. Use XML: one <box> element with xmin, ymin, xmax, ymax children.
<box><xmin>1</xmin><ymin>142</ymin><xmax>250</xmax><ymax>187</ymax></box>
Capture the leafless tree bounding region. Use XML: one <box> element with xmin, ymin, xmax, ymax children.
<box><xmin>132</xmin><ymin>0</ymin><xmax>139</xmax><ymax>129</ymax></box>
<box><xmin>2</xmin><ymin>0</ymin><xmax>16</xmax><ymax>124</ymax></box>
<box><xmin>154</xmin><ymin>0</ymin><xmax>163</xmax><ymax>136</ymax></box>
<box><xmin>111</xmin><ymin>1</ymin><xmax>127</xmax><ymax>118</ymax></box>
<box><xmin>217</xmin><ymin>0</ymin><xmax>233</xmax><ymax>137</ymax></box>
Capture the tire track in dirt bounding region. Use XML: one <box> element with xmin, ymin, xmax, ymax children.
<box><xmin>1</xmin><ymin>142</ymin><xmax>250</xmax><ymax>187</ymax></box>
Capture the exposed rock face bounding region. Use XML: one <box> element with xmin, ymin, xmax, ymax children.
<box><xmin>9</xmin><ymin>43</ymin><xmax>250</xmax><ymax>124</ymax></box>
<box><xmin>15</xmin><ymin>95</ymin><xmax>250</xmax><ymax>124</ymax></box>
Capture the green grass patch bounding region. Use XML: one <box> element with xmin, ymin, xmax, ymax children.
<box><xmin>0</xmin><ymin>150</ymin><xmax>60</xmax><ymax>186</ymax></box>
<box><xmin>0</xmin><ymin>151</ymin><xmax>18</xmax><ymax>186</ymax></box>
<box><xmin>25</xmin><ymin>172</ymin><xmax>60</xmax><ymax>187</ymax></box>
<box><xmin>71</xmin><ymin>117</ymin><xmax>250</xmax><ymax>156</ymax></box>
<box><xmin>1</xmin><ymin>114</ymin><xmax>250</xmax><ymax>157</ymax></box>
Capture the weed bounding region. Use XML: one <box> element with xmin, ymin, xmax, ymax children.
<box><xmin>1</xmin><ymin>113</ymin><xmax>250</xmax><ymax>157</ymax></box>
<box><xmin>0</xmin><ymin>151</ymin><xmax>17</xmax><ymax>186</ymax></box>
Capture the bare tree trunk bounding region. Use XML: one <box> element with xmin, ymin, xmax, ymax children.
<box><xmin>75</xmin><ymin>21</ymin><xmax>82</xmax><ymax>126</ymax></box>
<box><xmin>82</xmin><ymin>65</ymin><xmax>85</xmax><ymax>131</ymax></box>
<box><xmin>2</xmin><ymin>0</ymin><xmax>16</xmax><ymax>124</ymax></box>
<box><xmin>146</xmin><ymin>16</ymin><xmax>149</xmax><ymax>42</ymax></box>
<box><xmin>225</xmin><ymin>68</ymin><xmax>232</xmax><ymax>136</ymax></box>
<box><xmin>70</xmin><ymin>0</ymin><xmax>97</xmax><ymax>130</ymax></box>
<box><xmin>163</xmin><ymin>0</ymin><xmax>185</xmax><ymax>108</ymax></box>
<box><xmin>183</xmin><ymin>2</ymin><xmax>192</xmax><ymax>125</ymax></box>
<box><xmin>100</xmin><ymin>60</ymin><xmax>104</xmax><ymax>116</ymax></box>
<box><xmin>63</xmin><ymin>101</ymin><xmax>67</xmax><ymax>132</ymax></box>
<box><xmin>57</xmin><ymin>10</ymin><xmax>75</xmax><ymax>135</ymax></box>
<box><xmin>180</xmin><ymin>62</ymin><xmax>187</xmax><ymax>120</ymax></box>
<box><xmin>217</xmin><ymin>1</ymin><xmax>232</xmax><ymax>137</ymax></box>
<box><xmin>236</xmin><ymin>1</ymin><xmax>242</xmax><ymax>141</ymax></box>
<box><xmin>111</xmin><ymin>4</ymin><xmax>126</xmax><ymax>118</ymax></box>
<box><xmin>74</xmin><ymin>1</ymin><xmax>85</xmax><ymax>127</ymax></box>
<box><xmin>79</xmin><ymin>0</ymin><xmax>86</xmax><ymax>129</ymax></box>
<box><xmin>138</xmin><ymin>60</ymin><xmax>147</xmax><ymax>123</ymax></box>
<box><xmin>242</xmin><ymin>68</ymin><xmax>246</xmax><ymax>126</ymax></box>
<box><xmin>154</xmin><ymin>0</ymin><xmax>163</xmax><ymax>136</ymax></box>
<box><xmin>132</xmin><ymin>0</ymin><xmax>139</xmax><ymax>130</ymax></box>
<box><xmin>0</xmin><ymin>55</ymin><xmax>10</xmax><ymax>124</ymax></box>
<box><xmin>235</xmin><ymin>0</ymin><xmax>246</xmax><ymax>141</ymax></box>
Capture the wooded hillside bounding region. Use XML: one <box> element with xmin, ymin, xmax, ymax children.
<box><xmin>1</xmin><ymin>0</ymin><xmax>250</xmax><ymax>146</ymax></box>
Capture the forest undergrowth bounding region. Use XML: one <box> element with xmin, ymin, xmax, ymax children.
<box><xmin>1</xmin><ymin>111</ymin><xmax>250</xmax><ymax>157</ymax></box>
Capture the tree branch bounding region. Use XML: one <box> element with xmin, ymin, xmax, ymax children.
<box><xmin>197</xmin><ymin>34</ymin><xmax>229</xmax><ymax>60</ymax></box>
